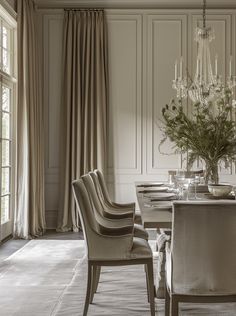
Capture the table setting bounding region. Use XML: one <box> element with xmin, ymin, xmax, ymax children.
<box><xmin>136</xmin><ymin>173</ymin><xmax>236</xmax><ymax>217</ymax></box>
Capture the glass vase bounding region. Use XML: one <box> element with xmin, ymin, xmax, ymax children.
<box><xmin>204</xmin><ymin>161</ymin><xmax>219</xmax><ymax>184</ymax></box>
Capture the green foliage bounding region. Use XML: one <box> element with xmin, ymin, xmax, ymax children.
<box><xmin>160</xmin><ymin>91</ymin><xmax>236</xmax><ymax>172</ymax></box>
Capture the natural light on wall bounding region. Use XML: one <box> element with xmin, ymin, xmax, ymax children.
<box><xmin>0</xmin><ymin>3</ymin><xmax>16</xmax><ymax>241</ymax></box>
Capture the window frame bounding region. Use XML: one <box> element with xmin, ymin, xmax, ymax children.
<box><xmin>0</xmin><ymin>3</ymin><xmax>16</xmax><ymax>241</ymax></box>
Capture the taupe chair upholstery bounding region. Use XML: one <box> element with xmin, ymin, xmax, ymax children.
<box><xmin>94</xmin><ymin>169</ymin><xmax>142</xmax><ymax>224</ymax></box>
<box><xmin>165</xmin><ymin>201</ymin><xmax>236</xmax><ymax>316</ymax></box>
<box><xmin>89</xmin><ymin>171</ymin><xmax>133</xmax><ymax>219</ymax></box>
<box><xmin>81</xmin><ymin>174</ymin><xmax>148</xmax><ymax>240</ymax></box>
<box><xmin>72</xmin><ymin>180</ymin><xmax>156</xmax><ymax>316</ymax></box>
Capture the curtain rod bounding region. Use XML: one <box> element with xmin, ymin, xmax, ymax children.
<box><xmin>64</xmin><ymin>8</ymin><xmax>104</xmax><ymax>11</ymax></box>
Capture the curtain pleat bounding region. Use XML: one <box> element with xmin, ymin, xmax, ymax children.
<box><xmin>57</xmin><ymin>10</ymin><xmax>108</xmax><ymax>232</ymax></box>
<box><xmin>14</xmin><ymin>0</ymin><xmax>46</xmax><ymax>239</ymax></box>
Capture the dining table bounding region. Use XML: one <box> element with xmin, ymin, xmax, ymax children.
<box><xmin>135</xmin><ymin>181</ymin><xmax>235</xmax><ymax>229</ymax></box>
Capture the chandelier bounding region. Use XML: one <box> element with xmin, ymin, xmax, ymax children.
<box><xmin>172</xmin><ymin>0</ymin><xmax>236</xmax><ymax>105</ymax></box>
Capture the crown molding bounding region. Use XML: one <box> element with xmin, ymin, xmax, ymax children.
<box><xmin>34</xmin><ymin>0</ymin><xmax>236</xmax><ymax>10</ymax></box>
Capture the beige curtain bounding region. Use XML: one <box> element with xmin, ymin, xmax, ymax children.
<box><xmin>14</xmin><ymin>0</ymin><xmax>46</xmax><ymax>238</ymax></box>
<box><xmin>57</xmin><ymin>10</ymin><xmax>108</xmax><ymax>232</ymax></box>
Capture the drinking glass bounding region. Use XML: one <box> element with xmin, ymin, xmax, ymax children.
<box><xmin>192</xmin><ymin>175</ymin><xmax>201</xmax><ymax>199</ymax></box>
<box><xmin>184</xmin><ymin>178</ymin><xmax>192</xmax><ymax>200</ymax></box>
<box><xmin>175</xmin><ymin>170</ymin><xmax>186</xmax><ymax>199</ymax></box>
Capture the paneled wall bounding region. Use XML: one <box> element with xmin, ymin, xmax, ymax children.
<box><xmin>39</xmin><ymin>8</ymin><xmax>236</xmax><ymax>228</ymax></box>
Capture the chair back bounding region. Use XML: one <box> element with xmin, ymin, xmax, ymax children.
<box><xmin>89</xmin><ymin>171</ymin><xmax>106</xmax><ymax>207</ymax></box>
<box><xmin>171</xmin><ymin>201</ymin><xmax>236</xmax><ymax>295</ymax></box>
<box><xmin>81</xmin><ymin>174</ymin><xmax>105</xmax><ymax>216</ymax></box>
<box><xmin>72</xmin><ymin>179</ymin><xmax>133</xmax><ymax>260</ymax></box>
<box><xmin>72</xmin><ymin>180</ymin><xmax>100</xmax><ymax>258</ymax></box>
<box><xmin>94</xmin><ymin>169</ymin><xmax>112</xmax><ymax>204</ymax></box>
<box><xmin>81</xmin><ymin>174</ymin><xmax>122</xmax><ymax>234</ymax></box>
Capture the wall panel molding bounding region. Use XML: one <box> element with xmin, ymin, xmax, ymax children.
<box><xmin>146</xmin><ymin>14</ymin><xmax>187</xmax><ymax>174</ymax></box>
<box><xmin>107</xmin><ymin>14</ymin><xmax>142</xmax><ymax>175</ymax></box>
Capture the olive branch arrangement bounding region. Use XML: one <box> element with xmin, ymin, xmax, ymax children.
<box><xmin>159</xmin><ymin>89</ymin><xmax>236</xmax><ymax>183</ymax></box>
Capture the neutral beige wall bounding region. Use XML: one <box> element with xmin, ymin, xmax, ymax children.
<box><xmin>38</xmin><ymin>8</ymin><xmax>236</xmax><ymax>228</ymax></box>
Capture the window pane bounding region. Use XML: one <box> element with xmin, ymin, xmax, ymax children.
<box><xmin>2</xmin><ymin>112</ymin><xmax>10</xmax><ymax>139</ymax></box>
<box><xmin>2</xmin><ymin>48</ymin><xmax>10</xmax><ymax>73</ymax></box>
<box><xmin>2</xmin><ymin>140</ymin><xmax>10</xmax><ymax>166</ymax></box>
<box><xmin>1</xmin><ymin>195</ymin><xmax>9</xmax><ymax>223</ymax></box>
<box><xmin>2</xmin><ymin>86</ymin><xmax>10</xmax><ymax>112</ymax></box>
<box><xmin>2</xmin><ymin>26</ymin><xmax>10</xmax><ymax>50</ymax></box>
<box><xmin>1</xmin><ymin>167</ymin><xmax>9</xmax><ymax>195</ymax></box>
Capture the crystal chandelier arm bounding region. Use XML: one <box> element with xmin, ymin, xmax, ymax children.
<box><xmin>172</xmin><ymin>0</ymin><xmax>236</xmax><ymax>104</ymax></box>
<box><xmin>203</xmin><ymin>0</ymin><xmax>206</xmax><ymax>29</ymax></box>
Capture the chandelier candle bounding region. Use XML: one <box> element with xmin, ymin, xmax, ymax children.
<box><xmin>172</xmin><ymin>0</ymin><xmax>236</xmax><ymax>105</ymax></box>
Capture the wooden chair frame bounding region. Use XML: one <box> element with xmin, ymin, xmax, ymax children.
<box><xmin>84</xmin><ymin>257</ymin><xmax>156</xmax><ymax>316</ymax></box>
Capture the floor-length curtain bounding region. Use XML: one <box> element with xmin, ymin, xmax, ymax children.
<box><xmin>14</xmin><ymin>0</ymin><xmax>46</xmax><ymax>238</ymax></box>
<box><xmin>57</xmin><ymin>10</ymin><xmax>108</xmax><ymax>232</ymax></box>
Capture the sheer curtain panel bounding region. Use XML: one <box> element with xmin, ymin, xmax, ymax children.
<box><xmin>14</xmin><ymin>0</ymin><xmax>45</xmax><ymax>238</ymax></box>
<box><xmin>57</xmin><ymin>10</ymin><xmax>108</xmax><ymax>232</ymax></box>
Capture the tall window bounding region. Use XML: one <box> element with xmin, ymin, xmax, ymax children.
<box><xmin>0</xmin><ymin>6</ymin><xmax>16</xmax><ymax>240</ymax></box>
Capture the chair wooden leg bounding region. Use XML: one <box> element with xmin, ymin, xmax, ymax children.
<box><xmin>94</xmin><ymin>266</ymin><xmax>101</xmax><ymax>293</ymax></box>
<box><xmin>165</xmin><ymin>285</ymin><xmax>170</xmax><ymax>316</ymax></box>
<box><xmin>145</xmin><ymin>264</ymin><xmax>150</xmax><ymax>302</ymax></box>
<box><xmin>90</xmin><ymin>265</ymin><xmax>97</xmax><ymax>303</ymax></box>
<box><xmin>90</xmin><ymin>265</ymin><xmax>101</xmax><ymax>303</ymax></box>
<box><xmin>171</xmin><ymin>296</ymin><xmax>179</xmax><ymax>316</ymax></box>
<box><xmin>146</xmin><ymin>259</ymin><xmax>156</xmax><ymax>316</ymax></box>
<box><xmin>84</xmin><ymin>262</ymin><xmax>92</xmax><ymax>316</ymax></box>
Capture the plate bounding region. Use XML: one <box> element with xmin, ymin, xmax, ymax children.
<box><xmin>144</xmin><ymin>192</ymin><xmax>176</xmax><ymax>200</ymax></box>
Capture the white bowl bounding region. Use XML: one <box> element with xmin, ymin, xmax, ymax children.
<box><xmin>208</xmin><ymin>184</ymin><xmax>232</xmax><ymax>197</ymax></box>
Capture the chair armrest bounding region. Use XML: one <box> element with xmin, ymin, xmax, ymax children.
<box><xmin>103</xmin><ymin>207</ymin><xmax>134</xmax><ymax>219</ymax></box>
<box><xmin>89</xmin><ymin>231</ymin><xmax>134</xmax><ymax>260</ymax></box>
<box><xmin>96</xmin><ymin>212</ymin><xmax>133</xmax><ymax>228</ymax></box>
<box><xmin>111</xmin><ymin>202</ymin><xmax>135</xmax><ymax>211</ymax></box>
<box><xmin>95</xmin><ymin>212</ymin><xmax>134</xmax><ymax>236</ymax></box>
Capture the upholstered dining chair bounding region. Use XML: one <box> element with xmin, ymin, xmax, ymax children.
<box><xmin>89</xmin><ymin>171</ymin><xmax>134</xmax><ymax>218</ymax></box>
<box><xmin>81</xmin><ymin>173</ymin><xmax>148</xmax><ymax>240</ymax></box>
<box><xmin>72</xmin><ymin>179</ymin><xmax>156</xmax><ymax>316</ymax></box>
<box><xmin>165</xmin><ymin>201</ymin><xmax>236</xmax><ymax>316</ymax></box>
<box><xmin>89</xmin><ymin>171</ymin><xmax>133</xmax><ymax>219</ymax></box>
<box><xmin>94</xmin><ymin>169</ymin><xmax>142</xmax><ymax>224</ymax></box>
